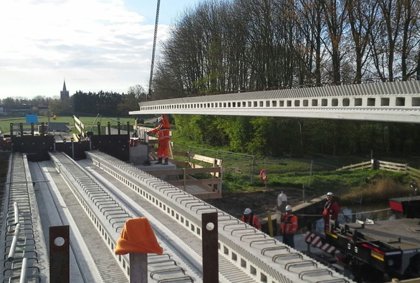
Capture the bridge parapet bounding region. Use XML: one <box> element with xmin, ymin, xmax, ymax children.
<box><xmin>87</xmin><ymin>150</ymin><xmax>354</xmax><ymax>283</ymax></box>
<box><xmin>130</xmin><ymin>81</ymin><xmax>420</xmax><ymax>123</ymax></box>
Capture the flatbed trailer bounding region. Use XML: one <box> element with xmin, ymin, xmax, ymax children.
<box><xmin>306</xmin><ymin>196</ymin><xmax>420</xmax><ymax>281</ymax></box>
<box><xmin>326</xmin><ymin>217</ymin><xmax>420</xmax><ymax>279</ymax></box>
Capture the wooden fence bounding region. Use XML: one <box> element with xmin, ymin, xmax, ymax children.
<box><xmin>337</xmin><ymin>159</ymin><xmax>420</xmax><ymax>179</ymax></box>
<box><xmin>148</xmin><ymin>152</ymin><xmax>223</xmax><ymax>199</ymax></box>
<box><xmin>337</xmin><ymin>160</ymin><xmax>372</xmax><ymax>171</ymax></box>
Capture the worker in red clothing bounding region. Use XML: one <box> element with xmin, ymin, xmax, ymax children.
<box><xmin>279</xmin><ymin>205</ymin><xmax>298</xmax><ymax>248</ymax></box>
<box><xmin>241</xmin><ymin>208</ymin><xmax>261</xmax><ymax>230</ymax></box>
<box><xmin>322</xmin><ymin>192</ymin><xmax>340</xmax><ymax>233</ymax></box>
<box><xmin>147</xmin><ymin>114</ymin><xmax>171</xmax><ymax>165</ymax></box>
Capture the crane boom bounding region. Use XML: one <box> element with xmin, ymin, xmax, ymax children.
<box><xmin>148</xmin><ymin>0</ymin><xmax>161</xmax><ymax>99</ymax></box>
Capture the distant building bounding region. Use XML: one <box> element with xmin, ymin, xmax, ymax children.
<box><xmin>60</xmin><ymin>81</ymin><xmax>69</xmax><ymax>100</ymax></box>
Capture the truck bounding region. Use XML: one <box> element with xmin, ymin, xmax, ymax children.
<box><xmin>305</xmin><ymin>195</ymin><xmax>420</xmax><ymax>281</ymax></box>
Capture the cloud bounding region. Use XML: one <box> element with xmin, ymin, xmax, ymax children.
<box><xmin>0</xmin><ymin>0</ymin><xmax>170</xmax><ymax>98</ymax></box>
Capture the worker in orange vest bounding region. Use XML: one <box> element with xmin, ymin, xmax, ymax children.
<box><xmin>147</xmin><ymin>114</ymin><xmax>171</xmax><ymax>165</ymax></box>
<box><xmin>322</xmin><ymin>192</ymin><xmax>340</xmax><ymax>232</ymax></box>
<box><xmin>279</xmin><ymin>205</ymin><xmax>298</xmax><ymax>248</ymax></box>
<box><xmin>241</xmin><ymin>208</ymin><xmax>261</xmax><ymax>230</ymax></box>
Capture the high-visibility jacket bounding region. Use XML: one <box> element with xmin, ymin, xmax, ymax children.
<box><xmin>322</xmin><ymin>200</ymin><xmax>340</xmax><ymax>221</ymax></box>
<box><xmin>280</xmin><ymin>213</ymin><xmax>298</xmax><ymax>235</ymax></box>
<box><xmin>148</xmin><ymin>126</ymin><xmax>171</xmax><ymax>158</ymax></box>
<box><xmin>241</xmin><ymin>214</ymin><xmax>261</xmax><ymax>230</ymax></box>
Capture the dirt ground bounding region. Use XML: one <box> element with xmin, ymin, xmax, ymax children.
<box><xmin>207</xmin><ymin>187</ymin><xmax>307</xmax><ymax>219</ymax></box>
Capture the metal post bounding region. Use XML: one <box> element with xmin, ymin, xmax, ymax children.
<box><xmin>202</xmin><ymin>212</ymin><xmax>218</xmax><ymax>283</ymax></box>
<box><xmin>97</xmin><ymin>122</ymin><xmax>101</xmax><ymax>135</ymax></box>
<box><xmin>50</xmin><ymin>225</ymin><xmax>69</xmax><ymax>283</ymax></box>
<box><xmin>127</xmin><ymin>121</ymin><xmax>130</xmax><ymax>137</ymax></box>
<box><xmin>71</xmin><ymin>138</ymin><xmax>74</xmax><ymax>159</ymax></box>
<box><xmin>130</xmin><ymin>253</ymin><xmax>148</xmax><ymax>283</ymax></box>
<box><xmin>41</xmin><ymin>122</ymin><xmax>45</xmax><ymax>136</ymax></box>
<box><xmin>118</xmin><ymin>122</ymin><xmax>121</xmax><ymax>135</ymax></box>
<box><xmin>267</xmin><ymin>214</ymin><xmax>273</xmax><ymax>237</ymax></box>
<box><xmin>10</xmin><ymin>123</ymin><xmax>14</xmax><ymax>137</ymax></box>
<box><xmin>31</xmin><ymin>123</ymin><xmax>34</xmax><ymax>136</ymax></box>
<box><xmin>19</xmin><ymin>257</ymin><xmax>28</xmax><ymax>283</ymax></box>
<box><xmin>7</xmin><ymin>223</ymin><xmax>20</xmax><ymax>261</ymax></box>
<box><xmin>13</xmin><ymin>202</ymin><xmax>19</xmax><ymax>224</ymax></box>
<box><xmin>107</xmin><ymin>122</ymin><xmax>111</xmax><ymax>135</ymax></box>
<box><xmin>183</xmin><ymin>168</ymin><xmax>186</xmax><ymax>190</ymax></box>
<box><xmin>19</xmin><ymin>123</ymin><xmax>23</xmax><ymax>136</ymax></box>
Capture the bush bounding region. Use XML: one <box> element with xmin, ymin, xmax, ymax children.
<box><xmin>341</xmin><ymin>177</ymin><xmax>410</xmax><ymax>204</ymax></box>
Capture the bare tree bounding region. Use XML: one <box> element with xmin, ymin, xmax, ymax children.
<box><xmin>321</xmin><ymin>0</ymin><xmax>348</xmax><ymax>85</ymax></box>
<box><xmin>295</xmin><ymin>0</ymin><xmax>326</xmax><ymax>86</ymax></box>
<box><xmin>370</xmin><ymin>0</ymin><xmax>402</xmax><ymax>81</ymax></box>
<box><xmin>400</xmin><ymin>0</ymin><xmax>419</xmax><ymax>80</ymax></box>
<box><xmin>346</xmin><ymin>0</ymin><xmax>378</xmax><ymax>83</ymax></box>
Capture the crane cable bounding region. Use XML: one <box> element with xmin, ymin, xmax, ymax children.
<box><xmin>148</xmin><ymin>0</ymin><xmax>161</xmax><ymax>99</ymax></box>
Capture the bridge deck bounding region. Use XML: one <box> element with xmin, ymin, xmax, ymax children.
<box><xmin>130</xmin><ymin>81</ymin><xmax>420</xmax><ymax>123</ymax></box>
<box><xmin>1</xmin><ymin>152</ymin><xmax>354</xmax><ymax>283</ymax></box>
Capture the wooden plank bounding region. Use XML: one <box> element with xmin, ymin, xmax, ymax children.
<box><xmin>148</xmin><ymin>167</ymin><xmax>220</xmax><ymax>176</ymax></box>
<box><xmin>170</xmin><ymin>179</ymin><xmax>221</xmax><ymax>186</ymax></box>
<box><xmin>192</xmin><ymin>154</ymin><xmax>216</xmax><ymax>164</ymax></box>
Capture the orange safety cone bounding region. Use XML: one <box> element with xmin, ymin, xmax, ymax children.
<box><xmin>115</xmin><ymin>217</ymin><xmax>163</xmax><ymax>283</ymax></box>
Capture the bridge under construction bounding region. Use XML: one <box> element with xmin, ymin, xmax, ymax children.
<box><xmin>1</xmin><ymin>150</ymin><xmax>353</xmax><ymax>283</ymax></box>
<box><xmin>2</xmin><ymin>80</ymin><xmax>420</xmax><ymax>282</ymax></box>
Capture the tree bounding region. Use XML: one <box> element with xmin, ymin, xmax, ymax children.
<box><xmin>321</xmin><ymin>0</ymin><xmax>348</xmax><ymax>85</ymax></box>
<box><xmin>346</xmin><ymin>0</ymin><xmax>378</xmax><ymax>83</ymax></box>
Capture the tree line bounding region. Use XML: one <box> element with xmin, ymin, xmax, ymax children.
<box><xmin>174</xmin><ymin>115</ymin><xmax>420</xmax><ymax>158</ymax></box>
<box><xmin>155</xmin><ymin>0</ymin><xmax>420</xmax><ymax>158</ymax></box>
<box><xmin>0</xmin><ymin>85</ymin><xmax>147</xmax><ymax>117</ymax></box>
<box><xmin>153</xmin><ymin>0</ymin><xmax>419</xmax><ymax>99</ymax></box>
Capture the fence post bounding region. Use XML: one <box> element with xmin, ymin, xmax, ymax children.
<box><xmin>202</xmin><ymin>212</ymin><xmax>218</xmax><ymax>283</ymax></box>
<box><xmin>49</xmin><ymin>225</ymin><xmax>70</xmax><ymax>283</ymax></box>
<box><xmin>251</xmin><ymin>155</ymin><xmax>255</xmax><ymax>183</ymax></box>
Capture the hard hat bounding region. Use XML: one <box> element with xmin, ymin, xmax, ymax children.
<box><xmin>285</xmin><ymin>205</ymin><xmax>292</xmax><ymax>212</ymax></box>
<box><xmin>327</xmin><ymin>192</ymin><xmax>333</xmax><ymax>196</ymax></box>
<box><xmin>244</xmin><ymin>208</ymin><xmax>252</xmax><ymax>215</ymax></box>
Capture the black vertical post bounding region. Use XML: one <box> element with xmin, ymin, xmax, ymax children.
<box><xmin>117</xmin><ymin>122</ymin><xmax>121</xmax><ymax>135</ymax></box>
<box><xmin>127</xmin><ymin>121</ymin><xmax>130</xmax><ymax>137</ymax></box>
<box><xmin>71</xmin><ymin>138</ymin><xmax>74</xmax><ymax>159</ymax></box>
<box><xmin>97</xmin><ymin>122</ymin><xmax>101</xmax><ymax>135</ymax></box>
<box><xmin>31</xmin><ymin>123</ymin><xmax>34</xmax><ymax>136</ymax></box>
<box><xmin>202</xmin><ymin>212</ymin><xmax>218</xmax><ymax>283</ymax></box>
<box><xmin>107</xmin><ymin>122</ymin><xmax>111</xmax><ymax>135</ymax></box>
<box><xmin>10</xmin><ymin>123</ymin><xmax>13</xmax><ymax>137</ymax></box>
<box><xmin>19</xmin><ymin>123</ymin><xmax>23</xmax><ymax>136</ymax></box>
<box><xmin>41</xmin><ymin>122</ymin><xmax>45</xmax><ymax>136</ymax></box>
<box><xmin>50</xmin><ymin>225</ymin><xmax>69</xmax><ymax>283</ymax></box>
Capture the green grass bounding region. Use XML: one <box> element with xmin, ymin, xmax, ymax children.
<box><xmin>0</xmin><ymin>116</ymin><xmax>135</xmax><ymax>134</ymax></box>
<box><xmin>171</xmin><ymin>136</ymin><xmax>413</xmax><ymax>203</ymax></box>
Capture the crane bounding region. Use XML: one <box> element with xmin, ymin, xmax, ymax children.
<box><xmin>148</xmin><ymin>0</ymin><xmax>161</xmax><ymax>100</ymax></box>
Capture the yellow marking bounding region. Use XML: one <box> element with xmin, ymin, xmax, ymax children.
<box><xmin>371</xmin><ymin>251</ymin><xmax>384</xmax><ymax>262</ymax></box>
<box><xmin>326</xmin><ymin>231</ymin><xmax>338</xmax><ymax>239</ymax></box>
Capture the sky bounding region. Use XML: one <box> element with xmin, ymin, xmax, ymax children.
<box><xmin>0</xmin><ymin>0</ymin><xmax>207</xmax><ymax>99</ymax></box>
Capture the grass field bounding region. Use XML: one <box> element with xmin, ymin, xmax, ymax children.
<box><xmin>172</xmin><ymin>139</ymin><xmax>414</xmax><ymax>203</ymax></box>
<box><xmin>0</xmin><ymin>116</ymin><xmax>135</xmax><ymax>134</ymax></box>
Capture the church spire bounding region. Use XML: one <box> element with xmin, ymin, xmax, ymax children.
<box><xmin>60</xmin><ymin>80</ymin><xmax>69</xmax><ymax>100</ymax></box>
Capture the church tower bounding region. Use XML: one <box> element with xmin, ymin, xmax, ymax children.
<box><xmin>60</xmin><ymin>80</ymin><xmax>69</xmax><ymax>100</ymax></box>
